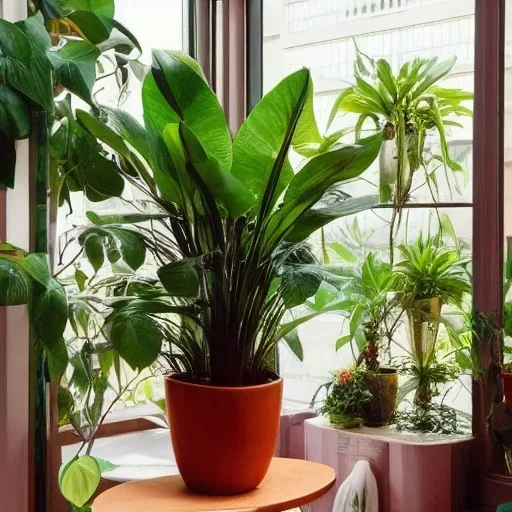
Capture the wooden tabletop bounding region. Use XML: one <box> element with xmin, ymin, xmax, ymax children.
<box><xmin>93</xmin><ymin>457</ymin><xmax>335</xmax><ymax>512</ymax></box>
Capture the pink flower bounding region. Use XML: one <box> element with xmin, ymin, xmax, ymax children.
<box><xmin>337</xmin><ymin>370</ymin><xmax>352</xmax><ymax>384</ymax></box>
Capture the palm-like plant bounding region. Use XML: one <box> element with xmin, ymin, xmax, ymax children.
<box><xmin>328</xmin><ymin>45</ymin><xmax>473</xmax><ymax>208</ymax></box>
<box><xmin>77</xmin><ymin>51</ymin><xmax>381</xmax><ymax>386</ymax></box>
<box><xmin>394</xmin><ymin>233</ymin><xmax>470</xmax><ymax>407</ymax></box>
<box><xmin>394</xmin><ymin>234</ymin><xmax>471</xmax><ymax>307</ymax></box>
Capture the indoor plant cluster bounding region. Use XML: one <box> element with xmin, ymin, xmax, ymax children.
<box><xmin>0</xmin><ymin>4</ymin><xmax>480</xmax><ymax>506</ymax></box>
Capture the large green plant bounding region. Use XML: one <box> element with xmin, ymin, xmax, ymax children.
<box><xmin>77</xmin><ymin>50</ymin><xmax>381</xmax><ymax>386</ymax></box>
<box><xmin>328</xmin><ymin>45</ymin><xmax>473</xmax><ymax>208</ymax></box>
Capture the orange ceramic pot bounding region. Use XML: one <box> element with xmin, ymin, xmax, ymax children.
<box><xmin>164</xmin><ymin>374</ymin><xmax>283</xmax><ymax>495</ymax></box>
<box><xmin>503</xmin><ymin>372</ymin><xmax>512</xmax><ymax>409</ymax></box>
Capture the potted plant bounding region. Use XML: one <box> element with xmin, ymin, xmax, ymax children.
<box><xmin>327</xmin><ymin>45</ymin><xmax>473</xmax><ymax>210</ymax></box>
<box><xmin>320</xmin><ymin>368</ymin><xmax>373</xmax><ymax>428</ymax></box>
<box><xmin>344</xmin><ymin>253</ymin><xmax>399</xmax><ymax>426</ymax></box>
<box><xmin>393</xmin><ymin>233</ymin><xmax>471</xmax><ymax>408</ymax></box>
<box><xmin>78</xmin><ymin>50</ymin><xmax>381</xmax><ymax>494</ymax></box>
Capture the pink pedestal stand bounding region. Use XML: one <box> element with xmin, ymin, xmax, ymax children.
<box><xmin>305</xmin><ymin>416</ymin><xmax>474</xmax><ymax>512</ymax></box>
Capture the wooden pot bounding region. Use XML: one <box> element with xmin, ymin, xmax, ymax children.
<box><xmin>363</xmin><ymin>368</ymin><xmax>398</xmax><ymax>427</ymax></box>
<box><xmin>164</xmin><ymin>374</ymin><xmax>283</xmax><ymax>495</ymax></box>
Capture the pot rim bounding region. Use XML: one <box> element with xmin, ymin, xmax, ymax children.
<box><xmin>369</xmin><ymin>366</ymin><xmax>398</xmax><ymax>375</ymax></box>
<box><xmin>165</xmin><ymin>372</ymin><xmax>283</xmax><ymax>392</ymax></box>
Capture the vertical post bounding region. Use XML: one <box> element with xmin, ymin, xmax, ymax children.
<box><xmin>472</xmin><ymin>0</ymin><xmax>505</xmax><ymax>487</ymax></box>
<box><xmin>246</xmin><ymin>0</ymin><xmax>263</xmax><ymax>114</ymax></box>
<box><xmin>222</xmin><ymin>0</ymin><xmax>246</xmax><ymax>133</ymax></box>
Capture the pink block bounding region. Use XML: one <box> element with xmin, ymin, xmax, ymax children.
<box><xmin>276</xmin><ymin>409</ymin><xmax>316</xmax><ymax>459</ymax></box>
<box><xmin>305</xmin><ymin>416</ymin><xmax>473</xmax><ymax>512</ymax></box>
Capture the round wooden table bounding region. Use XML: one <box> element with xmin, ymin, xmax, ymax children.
<box><xmin>93</xmin><ymin>457</ymin><xmax>335</xmax><ymax>512</ymax></box>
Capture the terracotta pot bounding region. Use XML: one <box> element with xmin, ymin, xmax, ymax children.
<box><xmin>164</xmin><ymin>374</ymin><xmax>283</xmax><ymax>495</ymax></box>
<box><xmin>363</xmin><ymin>368</ymin><xmax>398</xmax><ymax>427</ymax></box>
<box><xmin>503</xmin><ymin>372</ymin><xmax>512</xmax><ymax>410</ymax></box>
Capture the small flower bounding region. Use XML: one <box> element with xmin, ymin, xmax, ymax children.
<box><xmin>338</xmin><ymin>369</ymin><xmax>352</xmax><ymax>384</ymax></box>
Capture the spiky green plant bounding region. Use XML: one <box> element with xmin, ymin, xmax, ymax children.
<box><xmin>394</xmin><ymin>233</ymin><xmax>471</xmax><ymax>307</ymax></box>
<box><xmin>328</xmin><ymin>44</ymin><xmax>473</xmax><ymax>207</ymax></box>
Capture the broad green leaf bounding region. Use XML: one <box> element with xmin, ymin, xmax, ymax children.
<box><xmin>84</xmin><ymin>233</ymin><xmax>104</xmax><ymax>273</ymax></box>
<box><xmin>48</xmin><ymin>41</ymin><xmax>100</xmax><ymax>103</ymax></box>
<box><xmin>97</xmin><ymin>19</ymin><xmax>142</xmax><ymax>55</ymax></box>
<box><xmin>83</xmin><ymin>153</ymin><xmax>124</xmax><ymax>200</ymax></box>
<box><xmin>32</xmin><ymin>278</ymin><xmax>68</xmax><ymax>342</ymax></box>
<box><xmin>110</xmin><ymin>228</ymin><xmax>146</xmax><ymax>270</ymax></box>
<box><xmin>285</xmin><ymin>195</ymin><xmax>379</xmax><ymax>243</ymax></box>
<box><xmin>74</xmin><ymin>269</ymin><xmax>88</xmax><ymax>291</ymax></box>
<box><xmin>267</xmin><ymin>134</ymin><xmax>382</xmax><ymax>247</ymax></box>
<box><xmin>148</xmin><ymin>50</ymin><xmax>232</xmax><ymax>172</ymax></box>
<box><xmin>103</xmin><ymin>107</ymin><xmax>150</xmax><ymax>160</ymax></box>
<box><xmin>16</xmin><ymin>13</ymin><xmax>51</xmax><ymax>55</ymax></box>
<box><xmin>109</xmin><ymin>314</ymin><xmax>162</xmax><ymax>371</ymax></box>
<box><xmin>98</xmin><ymin>349</ymin><xmax>114</xmax><ymax>374</ymax></box>
<box><xmin>142</xmin><ymin>75</ymin><xmax>183</xmax><ymax>204</ymax></box>
<box><xmin>232</xmin><ymin>69</ymin><xmax>311</xmax><ymax>207</ymax></box>
<box><xmin>77</xmin><ymin>109</ymin><xmax>130</xmax><ymax>157</ymax></box>
<box><xmin>283</xmin><ymin>329</ymin><xmax>303</xmax><ymax>361</ymax></box>
<box><xmin>0</xmin><ymin>259</ymin><xmax>31</xmax><ymax>305</ymax></box>
<box><xmin>57</xmin><ymin>0</ymin><xmax>115</xmax><ymax>18</ymax></box>
<box><xmin>178</xmin><ymin>123</ymin><xmax>255</xmax><ymax>217</ymax></box>
<box><xmin>46</xmin><ymin>336</ymin><xmax>69</xmax><ymax>382</ymax></box>
<box><xmin>0</xmin><ymin>20</ymin><xmax>53</xmax><ymax>112</ymax></box>
<box><xmin>157</xmin><ymin>259</ymin><xmax>199</xmax><ymax>297</ymax></box>
<box><xmin>279</xmin><ymin>265</ymin><xmax>323</xmax><ymax>308</ymax></box>
<box><xmin>0</xmin><ymin>19</ymin><xmax>31</xmax><ymax>65</ymax></box>
<box><xmin>59</xmin><ymin>455</ymin><xmax>101</xmax><ymax>508</ymax></box>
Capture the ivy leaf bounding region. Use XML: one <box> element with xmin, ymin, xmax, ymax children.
<box><xmin>59</xmin><ymin>455</ymin><xmax>101</xmax><ymax>508</ymax></box>
<box><xmin>48</xmin><ymin>41</ymin><xmax>100</xmax><ymax>103</ymax></box>
<box><xmin>157</xmin><ymin>259</ymin><xmax>199</xmax><ymax>297</ymax></box>
<box><xmin>0</xmin><ymin>84</ymin><xmax>31</xmax><ymax>139</ymax></box>
<box><xmin>279</xmin><ymin>265</ymin><xmax>323</xmax><ymax>308</ymax></box>
<box><xmin>84</xmin><ymin>233</ymin><xmax>105</xmax><ymax>273</ymax></box>
<box><xmin>0</xmin><ymin>258</ymin><xmax>31</xmax><ymax>305</ymax></box>
<box><xmin>108</xmin><ymin>313</ymin><xmax>162</xmax><ymax>371</ymax></box>
<box><xmin>109</xmin><ymin>228</ymin><xmax>146</xmax><ymax>270</ymax></box>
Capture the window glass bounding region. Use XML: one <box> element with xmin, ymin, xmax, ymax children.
<box><xmin>264</xmin><ymin>0</ymin><xmax>475</xmax><ymax>422</ymax></box>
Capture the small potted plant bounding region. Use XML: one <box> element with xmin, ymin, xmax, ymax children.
<box><xmin>393</xmin><ymin>233</ymin><xmax>470</xmax><ymax>408</ymax></box>
<box><xmin>321</xmin><ymin>368</ymin><xmax>373</xmax><ymax>428</ymax></box>
<box><xmin>340</xmin><ymin>253</ymin><xmax>399</xmax><ymax>426</ymax></box>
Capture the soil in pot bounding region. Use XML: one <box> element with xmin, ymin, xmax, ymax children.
<box><xmin>165</xmin><ymin>373</ymin><xmax>283</xmax><ymax>495</ymax></box>
<box><xmin>363</xmin><ymin>368</ymin><xmax>398</xmax><ymax>427</ymax></box>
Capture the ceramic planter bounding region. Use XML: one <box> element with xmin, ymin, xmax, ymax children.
<box><xmin>363</xmin><ymin>368</ymin><xmax>398</xmax><ymax>426</ymax></box>
<box><xmin>164</xmin><ymin>374</ymin><xmax>283</xmax><ymax>495</ymax></box>
<box><xmin>406</xmin><ymin>297</ymin><xmax>442</xmax><ymax>407</ymax></box>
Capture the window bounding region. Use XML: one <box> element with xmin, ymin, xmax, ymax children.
<box><xmin>264</xmin><ymin>0</ymin><xmax>476</xmax><ymax>418</ymax></box>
